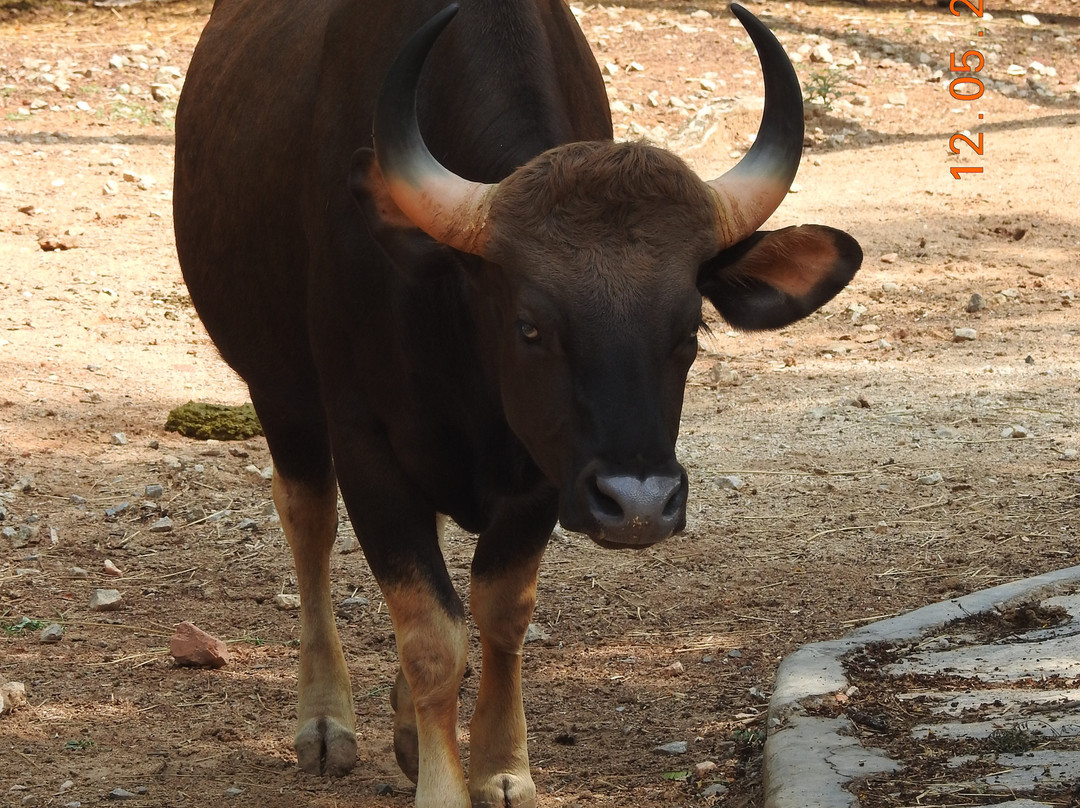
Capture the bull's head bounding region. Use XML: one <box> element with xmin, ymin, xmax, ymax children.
<box><xmin>352</xmin><ymin>3</ymin><xmax>862</xmax><ymax>547</ymax></box>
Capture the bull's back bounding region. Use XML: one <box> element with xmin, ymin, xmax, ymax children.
<box><xmin>173</xmin><ymin>0</ymin><xmax>341</xmax><ymax>384</ymax></box>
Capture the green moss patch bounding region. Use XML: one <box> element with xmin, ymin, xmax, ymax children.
<box><xmin>164</xmin><ymin>401</ymin><xmax>263</xmax><ymax>441</ymax></box>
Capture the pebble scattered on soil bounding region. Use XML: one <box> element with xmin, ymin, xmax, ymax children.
<box><xmin>524</xmin><ymin>623</ymin><xmax>550</xmax><ymax>644</ymax></box>
<box><xmin>88</xmin><ymin>589</ymin><xmax>123</xmax><ymax>611</ymax></box>
<box><xmin>170</xmin><ymin>621</ymin><xmax>230</xmax><ymax>669</ymax></box>
<box><xmin>653</xmin><ymin>741</ymin><xmax>689</xmax><ymax>755</ymax></box>
<box><xmin>273</xmin><ymin>594</ymin><xmax>300</xmax><ymax>611</ymax></box>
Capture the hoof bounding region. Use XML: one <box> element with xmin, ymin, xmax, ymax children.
<box><xmin>295</xmin><ymin>716</ymin><xmax>357</xmax><ymax>776</ymax></box>
<box><xmin>471</xmin><ymin>773</ymin><xmax>537</xmax><ymax>808</ymax></box>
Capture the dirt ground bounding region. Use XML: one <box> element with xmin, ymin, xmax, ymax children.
<box><xmin>1</xmin><ymin>0</ymin><xmax>1078</xmax><ymax>806</ymax></box>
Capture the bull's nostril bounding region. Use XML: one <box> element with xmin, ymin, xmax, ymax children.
<box><xmin>588</xmin><ymin>477</ymin><xmax>624</xmax><ymax>520</ymax></box>
<box><xmin>662</xmin><ymin>484</ymin><xmax>684</xmax><ymax>519</ymax></box>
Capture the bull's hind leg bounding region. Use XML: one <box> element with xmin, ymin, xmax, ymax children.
<box><xmin>468</xmin><ymin>495</ymin><xmax>556</xmax><ymax>808</ymax></box>
<box><xmin>254</xmin><ymin>397</ymin><xmax>356</xmax><ymax>776</ymax></box>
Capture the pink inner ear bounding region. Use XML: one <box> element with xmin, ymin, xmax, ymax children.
<box><xmin>737</xmin><ymin>226</ymin><xmax>841</xmax><ymax>299</ymax></box>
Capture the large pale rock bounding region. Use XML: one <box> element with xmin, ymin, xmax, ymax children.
<box><xmin>0</xmin><ymin>680</ymin><xmax>28</xmax><ymax>714</ymax></box>
<box><xmin>89</xmin><ymin>589</ymin><xmax>124</xmax><ymax>611</ymax></box>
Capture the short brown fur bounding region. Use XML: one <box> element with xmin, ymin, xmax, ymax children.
<box><xmin>487</xmin><ymin>141</ymin><xmax>719</xmax><ymax>312</ymax></box>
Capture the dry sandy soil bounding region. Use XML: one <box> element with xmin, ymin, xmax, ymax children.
<box><xmin>1</xmin><ymin>0</ymin><xmax>1078</xmax><ymax>806</ymax></box>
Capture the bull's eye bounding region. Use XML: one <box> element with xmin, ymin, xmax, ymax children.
<box><xmin>517</xmin><ymin>319</ymin><xmax>541</xmax><ymax>344</ymax></box>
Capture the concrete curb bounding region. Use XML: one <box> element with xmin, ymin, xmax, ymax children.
<box><xmin>763</xmin><ymin>564</ymin><xmax>1080</xmax><ymax>808</ymax></box>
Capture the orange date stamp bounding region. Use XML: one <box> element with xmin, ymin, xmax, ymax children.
<box><xmin>948</xmin><ymin>0</ymin><xmax>986</xmax><ymax>178</ymax></box>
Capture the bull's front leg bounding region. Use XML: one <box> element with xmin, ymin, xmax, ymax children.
<box><xmin>468</xmin><ymin>496</ymin><xmax>555</xmax><ymax>808</ymax></box>
<box><xmin>382</xmin><ymin>577</ymin><xmax>470</xmax><ymax>808</ymax></box>
<box><xmin>273</xmin><ymin>471</ymin><xmax>357</xmax><ymax>776</ymax></box>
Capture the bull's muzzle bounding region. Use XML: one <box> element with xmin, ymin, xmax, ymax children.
<box><xmin>567</xmin><ymin>466</ymin><xmax>688</xmax><ymax>547</ymax></box>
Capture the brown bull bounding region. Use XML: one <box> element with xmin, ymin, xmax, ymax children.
<box><xmin>173</xmin><ymin>1</ymin><xmax>862</xmax><ymax>805</ymax></box>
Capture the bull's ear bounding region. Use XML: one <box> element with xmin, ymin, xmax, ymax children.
<box><xmin>697</xmin><ymin>224</ymin><xmax>862</xmax><ymax>331</ymax></box>
<box><xmin>349</xmin><ymin>147</ymin><xmax>459</xmax><ymax>278</ymax></box>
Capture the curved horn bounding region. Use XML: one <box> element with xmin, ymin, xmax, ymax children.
<box><xmin>708</xmin><ymin>4</ymin><xmax>804</xmax><ymax>247</ymax></box>
<box><xmin>373</xmin><ymin>4</ymin><xmax>495</xmax><ymax>256</ymax></box>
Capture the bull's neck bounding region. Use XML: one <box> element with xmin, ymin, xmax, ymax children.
<box><xmin>416</xmin><ymin>0</ymin><xmax>611</xmax><ymax>183</ymax></box>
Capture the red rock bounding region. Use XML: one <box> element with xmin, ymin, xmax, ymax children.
<box><xmin>170</xmin><ymin>621</ymin><xmax>230</xmax><ymax>669</ymax></box>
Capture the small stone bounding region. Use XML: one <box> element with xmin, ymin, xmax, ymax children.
<box><xmin>144</xmin><ymin>484</ymin><xmax>164</xmax><ymax>499</ymax></box>
<box><xmin>0</xmin><ymin>681</ymin><xmax>28</xmax><ymax>713</ymax></box>
<box><xmin>105</xmin><ymin>502</ymin><xmax>130</xmax><ymax>519</ymax></box>
<box><xmin>13</xmin><ymin>475</ymin><xmax>35</xmax><ymax>492</ymax></box>
<box><xmin>374</xmin><ymin>784</ymin><xmax>395</xmax><ymax>796</ymax></box>
<box><xmin>338</xmin><ymin>532</ymin><xmax>360</xmax><ymax>554</ymax></box>
<box><xmin>236</xmin><ymin>518</ymin><xmax>257</xmax><ymax>531</ymax></box>
<box><xmin>717</xmin><ymin>475</ymin><xmax>744</xmax><ymax>490</ymax></box>
<box><xmin>274</xmin><ymin>594</ymin><xmax>301</xmax><ymax>611</ymax></box>
<box><xmin>224</xmin><ymin>787</ymin><xmax>243</xmax><ymax>797</ymax></box>
<box><xmin>111</xmin><ymin>432</ymin><xmax>127</xmax><ymax>446</ymax></box>
<box><xmin>39</xmin><ymin>234</ymin><xmax>79</xmax><ymax>252</ymax></box>
<box><xmin>665</xmin><ymin>661</ymin><xmax>685</xmax><ymax>676</ymax></box>
<box><xmin>881</xmin><ymin>282</ymin><xmax>900</xmax><ymax>293</ymax></box>
<box><xmin>694</xmin><ymin>760</ymin><xmax>718</xmax><ymax>777</ymax></box>
<box><xmin>1003</xmin><ymin>425</ymin><xmax>1030</xmax><ymax>438</ymax></box>
<box><xmin>524</xmin><ymin>623</ymin><xmax>550</xmax><ymax>644</ymax></box>
<box><xmin>727</xmin><ymin>648</ymin><xmax>743</xmax><ymax>658</ymax></box>
<box><xmin>340</xmin><ymin>596</ymin><xmax>370</xmax><ymax>609</ymax></box>
<box><xmin>149</xmin><ymin>517</ymin><xmax>173</xmax><ymax>533</ymax></box>
<box><xmin>70</xmin><ymin>567</ymin><xmax>88</xmax><ymax>578</ymax></box>
<box><xmin>70</xmin><ymin>494</ymin><xmax>87</xmax><ymax>506</ymax></box>
<box><xmin>103</xmin><ymin>559</ymin><xmax>123</xmax><ymax>577</ymax></box>
<box><xmin>654</xmin><ymin>741</ymin><xmax>688</xmax><ymax>755</ymax></box>
<box><xmin>161</xmin><ymin>455</ymin><xmax>183</xmax><ymax>471</ymax></box>
<box><xmin>1020</xmin><ymin>13</ymin><xmax>1040</xmax><ymax>25</ymax></box>
<box><xmin>89</xmin><ymin>589</ymin><xmax>123</xmax><ymax>611</ymax></box>
<box><xmin>880</xmin><ymin>252</ymin><xmax>899</xmax><ymax>264</ymax></box>
<box><xmin>953</xmin><ymin>327</ymin><xmax>977</xmax><ymax>342</ymax></box>
<box><xmin>103</xmin><ymin>180</ymin><xmax>119</xmax><ymax>196</ymax></box>
<box><xmin>917</xmin><ymin>472</ymin><xmax>944</xmax><ymax>485</ymax></box>
<box><xmin>810</xmin><ymin>44</ymin><xmax>833</xmax><ymax>63</ymax></box>
<box><xmin>108</xmin><ymin>789</ymin><xmax>136</xmax><ymax>800</ymax></box>
<box><xmin>41</xmin><ymin>623</ymin><xmax>64</xmax><ymax>643</ymax></box>
<box><xmin>1060</xmin><ymin>449</ymin><xmax>1078</xmax><ymax>462</ymax></box>
<box><xmin>170</xmin><ymin>621</ymin><xmax>230</xmax><ymax>669</ymax></box>
<box><xmin>965</xmin><ymin>292</ymin><xmax>985</xmax><ymax>312</ymax></box>
<box><xmin>701</xmin><ymin>784</ymin><xmax>728</xmax><ymax>797</ymax></box>
<box><xmin>150</xmin><ymin>83</ymin><xmax>176</xmax><ymax>102</ymax></box>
